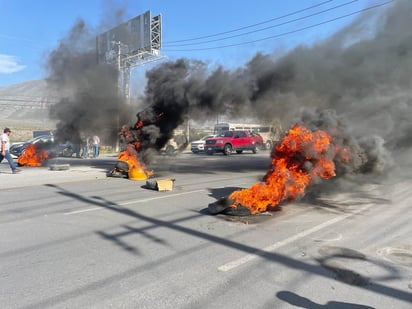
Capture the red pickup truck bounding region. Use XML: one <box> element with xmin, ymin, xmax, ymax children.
<box><xmin>205</xmin><ymin>130</ymin><xmax>263</xmax><ymax>155</ymax></box>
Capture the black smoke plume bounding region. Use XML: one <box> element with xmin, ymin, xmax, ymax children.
<box><xmin>46</xmin><ymin>18</ymin><xmax>132</xmax><ymax>147</ymax></box>
<box><xmin>44</xmin><ymin>0</ymin><xmax>411</xmax><ymax>179</ymax></box>
<box><xmin>139</xmin><ymin>0</ymin><xmax>410</xmax><ymax>177</ymax></box>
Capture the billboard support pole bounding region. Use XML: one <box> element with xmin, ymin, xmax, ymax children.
<box><xmin>96</xmin><ymin>10</ymin><xmax>166</xmax><ymax>148</ymax></box>
<box><xmin>97</xmin><ymin>11</ymin><xmax>165</xmax><ymax>104</ymax></box>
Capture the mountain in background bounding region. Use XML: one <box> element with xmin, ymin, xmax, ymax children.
<box><xmin>0</xmin><ymin>80</ymin><xmax>60</xmax><ymax>139</ymax></box>
<box><xmin>0</xmin><ymin>79</ymin><xmax>59</xmax><ymax>124</ymax></box>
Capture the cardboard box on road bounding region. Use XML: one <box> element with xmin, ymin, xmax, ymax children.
<box><xmin>146</xmin><ymin>178</ymin><xmax>175</xmax><ymax>191</ymax></box>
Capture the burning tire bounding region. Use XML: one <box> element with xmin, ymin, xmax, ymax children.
<box><xmin>107</xmin><ymin>160</ymin><xmax>129</xmax><ymax>178</ymax></box>
<box><xmin>208</xmin><ymin>198</ymin><xmax>252</xmax><ymax>216</ymax></box>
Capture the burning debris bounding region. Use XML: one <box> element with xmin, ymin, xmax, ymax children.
<box><xmin>17</xmin><ymin>143</ymin><xmax>71</xmax><ymax>170</ymax></box>
<box><xmin>108</xmin><ymin>147</ymin><xmax>154</xmax><ymax>180</ymax></box>
<box><xmin>209</xmin><ymin>109</ymin><xmax>391</xmax><ymax>216</ymax></box>
<box><xmin>18</xmin><ymin>144</ymin><xmax>49</xmax><ymax>167</ymax></box>
<box><xmin>35</xmin><ymin>1</ymin><xmax>409</xmax><ymax>196</ymax></box>
<box><xmin>214</xmin><ymin>124</ymin><xmax>341</xmax><ymax>215</ymax></box>
<box><xmin>107</xmin><ymin>110</ymin><xmax>165</xmax><ymax>180</ymax></box>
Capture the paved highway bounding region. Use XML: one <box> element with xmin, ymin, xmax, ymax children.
<box><xmin>0</xmin><ymin>152</ymin><xmax>411</xmax><ymax>308</ymax></box>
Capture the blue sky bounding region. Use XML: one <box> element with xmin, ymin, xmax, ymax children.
<box><xmin>0</xmin><ymin>0</ymin><xmax>389</xmax><ymax>88</ymax></box>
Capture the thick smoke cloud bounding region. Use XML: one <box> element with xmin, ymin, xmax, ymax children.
<box><xmin>44</xmin><ymin>1</ymin><xmax>411</xmax><ymax>179</ymax></box>
<box><xmin>46</xmin><ymin>19</ymin><xmax>132</xmax><ymax>146</ymax></box>
<box><xmin>140</xmin><ymin>0</ymin><xmax>411</xmax><ymax>176</ymax></box>
<box><xmin>297</xmin><ymin>108</ymin><xmax>393</xmax><ymax>176</ymax></box>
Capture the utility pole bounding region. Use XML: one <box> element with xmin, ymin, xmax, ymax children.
<box><xmin>114</xmin><ymin>41</ymin><xmax>132</xmax><ymax>104</ymax></box>
<box><xmin>114</xmin><ymin>40</ymin><xmax>122</xmax><ymax>152</ymax></box>
<box><xmin>117</xmin><ymin>41</ymin><xmax>122</xmax><ymax>95</ymax></box>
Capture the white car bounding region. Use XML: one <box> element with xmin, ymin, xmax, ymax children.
<box><xmin>160</xmin><ymin>134</ymin><xmax>188</xmax><ymax>156</ymax></box>
<box><xmin>190</xmin><ymin>135</ymin><xmax>215</xmax><ymax>153</ymax></box>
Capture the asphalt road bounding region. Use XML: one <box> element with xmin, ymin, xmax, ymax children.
<box><xmin>0</xmin><ymin>151</ymin><xmax>411</xmax><ymax>308</ymax></box>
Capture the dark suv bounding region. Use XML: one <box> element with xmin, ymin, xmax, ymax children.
<box><xmin>10</xmin><ymin>135</ymin><xmax>54</xmax><ymax>157</ymax></box>
<box><xmin>10</xmin><ymin>135</ymin><xmax>74</xmax><ymax>158</ymax></box>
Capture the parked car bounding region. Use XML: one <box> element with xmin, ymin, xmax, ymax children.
<box><xmin>190</xmin><ymin>135</ymin><xmax>215</xmax><ymax>153</ymax></box>
<box><xmin>9</xmin><ymin>135</ymin><xmax>74</xmax><ymax>158</ymax></box>
<box><xmin>205</xmin><ymin>130</ymin><xmax>263</xmax><ymax>155</ymax></box>
<box><xmin>160</xmin><ymin>133</ymin><xmax>188</xmax><ymax>156</ymax></box>
<box><xmin>53</xmin><ymin>142</ymin><xmax>75</xmax><ymax>158</ymax></box>
<box><xmin>10</xmin><ymin>135</ymin><xmax>54</xmax><ymax>157</ymax></box>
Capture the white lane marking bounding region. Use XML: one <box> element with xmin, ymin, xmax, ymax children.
<box><xmin>218</xmin><ymin>203</ymin><xmax>373</xmax><ymax>272</ymax></box>
<box><xmin>120</xmin><ymin>189</ymin><xmax>206</xmax><ymax>205</ymax></box>
<box><xmin>65</xmin><ymin>207</ymin><xmax>102</xmax><ymax>215</ymax></box>
<box><xmin>64</xmin><ymin>189</ymin><xmax>206</xmax><ymax>215</ymax></box>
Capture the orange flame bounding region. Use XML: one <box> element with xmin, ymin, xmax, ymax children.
<box><xmin>228</xmin><ymin>124</ymin><xmax>345</xmax><ymax>214</ymax></box>
<box><xmin>118</xmin><ymin>144</ymin><xmax>153</xmax><ymax>179</ymax></box>
<box><xmin>17</xmin><ymin>144</ymin><xmax>49</xmax><ymax>167</ymax></box>
<box><xmin>135</xmin><ymin>120</ymin><xmax>144</xmax><ymax>129</ymax></box>
<box><xmin>118</xmin><ymin>149</ymin><xmax>140</xmax><ymax>171</ymax></box>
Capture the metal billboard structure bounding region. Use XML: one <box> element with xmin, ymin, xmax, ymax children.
<box><xmin>96</xmin><ymin>11</ymin><xmax>165</xmax><ymax>102</ymax></box>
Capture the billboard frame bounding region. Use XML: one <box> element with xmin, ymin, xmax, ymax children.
<box><xmin>96</xmin><ymin>11</ymin><xmax>165</xmax><ymax>101</ymax></box>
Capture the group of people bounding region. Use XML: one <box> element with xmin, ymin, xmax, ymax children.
<box><xmin>0</xmin><ymin>127</ymin><xmax>103</xmax><ymax>175</ymax></box>
<box><xmin>73</xmin><ymin>135</ymin><xmax>101</xmax><ymax>159</ymax></box>
<box><xmin>0</xmin><ymin>127</ymin><xmax>21</xmax><ymax>174</ymax></box>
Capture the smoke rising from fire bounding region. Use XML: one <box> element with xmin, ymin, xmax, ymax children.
<box><xmin>46</xmin><ymin>18</ymin><xmax>133</xmax><ymax>145</ymax></box>
<box><xmin>46</xmin><ymin>1</ymin><xmax>410</xmax><ymax>176</ymax></box>
<box><xmin>141</xmin><ymin>0</ymin><xmax>410</xmax><ymax>172</ymax></box>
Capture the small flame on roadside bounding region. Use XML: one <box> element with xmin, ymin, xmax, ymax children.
<box><xmin>228</xmin><ymin>124</ymin><xmax>350</xmax><ymax>214</ymax></box>
<box><xmin>17</xmin><ymin>144</ymin><xmax>49</xmax><ymax>167</ymax></box>
<box><xmin>114</xmin><ymin>110</ymin><xmax>165</xmax><ymax>180</ymax></box>
<box><xmin>117</xmin><ymin>149</ymin><xmax>153</xmax><ymax>179</ymax></box>
<box><xmin>118</xmin><ymin>143</ymin><xmax>153</xmax><ymax>180</ymax></box>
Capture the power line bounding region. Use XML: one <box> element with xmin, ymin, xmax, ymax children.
<box><xmin>163</xmin><ymin>1</ymin><xmax>393</xmax><ymax>52</ymax></box>
<box><xmin>163</xmin><ymin>0</ymin><xmax>359</xmax><ymax>47</ymax></box>
<box><xmin>164</xmin><ymin>0</ymin><xmax>335</xmax><ymax>44</ymax></box>
<box><xmin>0</xmin><ymin>97</ymin><xmax>58</xmax><ymax>105</ymax></box>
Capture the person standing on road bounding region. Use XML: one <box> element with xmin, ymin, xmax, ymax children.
<box><xmin>81</xmin><ymin>135</ymin><xmax>91</xmax><ymax>158</ymax></box>
<box><xmin>0</xmin><ymin>128</ymin><xmax>21</xmax><ymax>174</ymax></box>
<box><xmin>91</xmin><ymin>135</ymin><xmax>100</xmax><ymax>158</ymax></box>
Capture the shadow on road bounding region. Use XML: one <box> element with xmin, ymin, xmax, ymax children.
<box><xmin>21</xmin><ymin>183</ymin><xmax>412</xmax><ymax>309</ymax></box>
<box><xmin>276</xmin><ymin>290</ymin><xmax>375</xmax><ymax>308</ymax></box>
